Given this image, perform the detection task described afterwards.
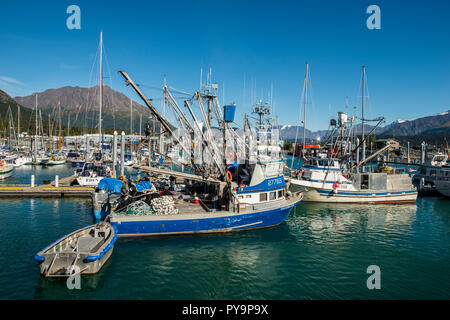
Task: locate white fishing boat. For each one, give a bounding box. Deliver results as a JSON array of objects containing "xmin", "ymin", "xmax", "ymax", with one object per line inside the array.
[
  {"xmin": 434, "ymin": 167, "xmax": 450, "ymax": 198},
  {"xmin": 288, "ymin": 66, "xmax": 417, "ymax": 204},
  {"xmin": 412, "ymin": 153, "xmax": 448, "ymax": 194},
  {"xmin": 34, "ymin": 222, "xmax": 117, "ymax": 277},
  {"xmin": 289, "ymin": 157, "xmax": 417, "ymax": 203}
]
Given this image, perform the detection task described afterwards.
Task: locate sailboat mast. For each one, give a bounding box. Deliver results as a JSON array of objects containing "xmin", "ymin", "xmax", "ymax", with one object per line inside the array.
[
  {"xmin": 68, "ymin": 114, "xmax": 70, "ymax": 137},
  {"xmin": 361, "ymin": 65, "xmax": 366, "ymax": 164},
  {"xmin": 48, "ymin": 114, "xmax": 51, "ymax": 152},
  {"xmin": 302, "ymin": 62, "xmax": 309, "ymax": 155},
  {"xmin": 17, "ymin": 105, "xmax": 20, "ymax": 147},
  {"xmin": 35, "ymin": 95, "xmax": 38, "ymax": 137},
  {"xmin": 160, "ymin": 75, "xmax": 166, "ymax": 154},
  {"xmin": 130, "ymin": 98, "xmax": 133, "ymax": 135},
  {"xmin": 34, "ymin": 94, "xmax": 38, "ymax": 159},
  {"xmin": 99, "ymin": 30, "xmax": 103, "ymax": 141},
  {"xmin": 58, "ymin": 101, "xmax": 62, "ymax": 151}
]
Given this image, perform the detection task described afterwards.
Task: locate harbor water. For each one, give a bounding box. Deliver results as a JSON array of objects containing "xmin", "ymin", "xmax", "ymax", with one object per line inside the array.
[{"xmin": 0, "ymin": 164, "xmax": 449, "ymax": 299}]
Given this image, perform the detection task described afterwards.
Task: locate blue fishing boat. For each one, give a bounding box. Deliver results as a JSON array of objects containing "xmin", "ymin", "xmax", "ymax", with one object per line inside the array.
[
  {"xmin": 95, "ymin": 164, "xmax": 303, "ymax": 236},
  {"xmin": 91, "ymin": 72, "xmax": 304, "ymax": 236}
]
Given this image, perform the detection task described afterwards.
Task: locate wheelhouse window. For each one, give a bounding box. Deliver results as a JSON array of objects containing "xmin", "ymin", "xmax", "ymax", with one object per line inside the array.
[
  {"xmin": 278, "ymin": 190, "xmax": 283, "ymax": 198},
  {"xmin": 260, "ymin": 193, "xmax": 267, "ymax": 202},
  {"xmin": 269, "ymin": 191, "xmax": 276, "ymax": 200}
]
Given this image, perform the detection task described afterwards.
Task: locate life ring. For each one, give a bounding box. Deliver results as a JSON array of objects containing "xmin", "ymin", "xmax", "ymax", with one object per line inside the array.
[{"xmin": 226, "ymin": 170, "xmax": 232, "ymax": 182}]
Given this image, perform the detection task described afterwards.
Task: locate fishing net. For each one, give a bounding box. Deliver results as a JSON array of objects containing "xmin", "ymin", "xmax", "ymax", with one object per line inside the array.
[
  {"xmin": 113, "ymin": 195, "xmax": 178, "ymax": 216},
  {"xmin": 150, "ymin": 196, "xmax": 178, "ymax": 215}
]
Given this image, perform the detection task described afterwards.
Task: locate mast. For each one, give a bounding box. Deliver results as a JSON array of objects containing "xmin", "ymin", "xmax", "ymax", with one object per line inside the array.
[
  {"xmin": 361, "ymin": 65, "xmax": 366, "ymax": 164},
  {"xmin": 139, "ymin": 113, "xmax": 142, "ymax": 138},
  {"xmin": 302, "ymin": 62, "xmax": 309, "ymax": 156},
  {"xmin": 130, "ymin": 98, "xmax": 133, "ymax": 135},
  {"xmin": 34, "ymin": 94, "xmax": 38, "ymax": 160},
  {"xmin": 160, "ymin": 75, "xmax": 166, "ymax": 154},
  {"xmin": 99, "ymin": 30, "xmax": 103, "ymax": 142},
  {"xmin": 58, "ymin": 101, "xmax": 62, "ymax": 151},
  {"xmin": 17, "ymin": 105, "xmax": 20, "ymax": 147},
  {"xmin": 48, "ymin": 114, "xmax": 51, "ymax": 153},
  {"xmin": 130, "ymin": 98, "xmax": 133, "ymax": 154},
  {"xmin": 68, "ymin": 113, "xmax": 70, "ymax": 137}
]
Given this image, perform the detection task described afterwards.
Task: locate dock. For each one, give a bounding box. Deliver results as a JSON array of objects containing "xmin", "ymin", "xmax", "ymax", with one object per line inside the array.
[{"xmin": 0, "ymin": 175, "xmax": 93, "ymax": 198}]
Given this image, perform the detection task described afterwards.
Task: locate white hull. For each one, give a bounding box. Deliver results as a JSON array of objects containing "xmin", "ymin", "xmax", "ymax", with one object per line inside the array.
[
  {"xmin": 47, "ymin": 159, "xmax": 66, "ymax": 165},
  {"xmin": 290, "ymin": 179, "xmax": 417, "ymax": 204},
  {"xmin": 0, "ymin": 166, "xmax": 14, "ymax": 179},
  {"xmin": 14, "ymin": 157, "xmax": 33, "ymax": 167},
  {"xmin": 124, "ymin": 161, "xmax": 136, "ymax": 167},
  {"xmin": 77, "ymin": 176, "xmax": 105, "ymax": 187}
]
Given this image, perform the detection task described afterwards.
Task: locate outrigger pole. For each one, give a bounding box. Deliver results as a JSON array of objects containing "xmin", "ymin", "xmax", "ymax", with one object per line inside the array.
[{"xmin": 118, "ymin": 71, "xmax": 203, "ymax": 175}]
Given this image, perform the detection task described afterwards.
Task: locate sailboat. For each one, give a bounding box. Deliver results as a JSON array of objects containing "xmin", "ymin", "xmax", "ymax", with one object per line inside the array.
[
  {"xmin": 75, "ymin": 31, "xmax": 112, "ymax": 187},
  {"xmin": 47, "ymin": 102, "xmax": 67, "ymax": 165},
  {"xmin": 32, "ymin": 94, "xmax": 49, "ymax": 165}
]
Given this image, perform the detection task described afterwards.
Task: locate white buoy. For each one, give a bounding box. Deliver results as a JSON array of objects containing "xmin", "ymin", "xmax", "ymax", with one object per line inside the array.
[
  {"xmin": 113, "ymin": 131, "xmax": 118, "ymax": 178},
  {"xmin": 31, "ymin": 175, "xmax": 35, "ymax": 187},
  {"xmin": 55, "ymin": 175, "xmax": 59, "ymax": 188},
  {"xmin": 120, "ymin": 131, "xmax": 125, "ymax": 178}
]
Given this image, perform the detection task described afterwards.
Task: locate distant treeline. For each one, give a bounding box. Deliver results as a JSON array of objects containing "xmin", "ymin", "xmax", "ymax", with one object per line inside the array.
[
  {"xmin": 0, "ymin": 117, "xmax": 139, "ymax": 137},
  {"xmin": 283, "ymin": 134, "xmax": 449, "ymax": 149}
]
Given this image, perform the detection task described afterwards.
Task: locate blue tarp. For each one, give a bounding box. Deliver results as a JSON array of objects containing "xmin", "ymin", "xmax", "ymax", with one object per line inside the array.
[
  {"xmin": 98, "ymin": 178, "xmax": 123, "ymax": 194},
  {"xmin": 227, "ymin": 162, "xmax": 237, "ymax": 173},
  {"xmin": 135, "ymin": 181, "xmax": 153, "ymax": 192}
]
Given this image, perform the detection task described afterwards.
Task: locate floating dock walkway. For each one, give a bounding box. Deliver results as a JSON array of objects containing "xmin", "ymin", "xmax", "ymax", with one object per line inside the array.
[{"xmin": 0, "ymin": 175, "xmax": 93, "ymax": 198}]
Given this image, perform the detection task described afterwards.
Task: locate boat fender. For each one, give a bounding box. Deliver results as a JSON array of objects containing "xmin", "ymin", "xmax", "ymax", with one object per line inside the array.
[
  {"xmin": 34, "ymin": 254, "xmax": 45, "ymax": 263},
  {"xmin": 226, "ymin": 170, "xmax": 232, "ymax": 182}
]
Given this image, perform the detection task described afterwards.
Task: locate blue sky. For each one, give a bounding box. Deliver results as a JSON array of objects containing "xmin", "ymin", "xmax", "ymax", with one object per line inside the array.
[{"xmin": 0, "ymin": 0, "xmax": 449, "ymax": 130}]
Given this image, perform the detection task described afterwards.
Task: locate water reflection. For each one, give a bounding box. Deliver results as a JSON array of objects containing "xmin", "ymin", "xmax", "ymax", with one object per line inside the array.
[{"xmin": 289, "ymin": 202, "xmax": 417, "ymax": 241}]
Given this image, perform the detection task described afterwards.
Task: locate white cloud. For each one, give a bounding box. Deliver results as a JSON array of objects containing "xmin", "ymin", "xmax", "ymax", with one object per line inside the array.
[
  {"xmin": 0, "ymin": 75, "xmax": 26, "ymax": 96},
  {"xmin": 0, "ymin": 75, "xmax": 23, "ymax": 85},
  {"xmin": 59, "ymin": 63, "xmax": 77, "ymax": 70}
]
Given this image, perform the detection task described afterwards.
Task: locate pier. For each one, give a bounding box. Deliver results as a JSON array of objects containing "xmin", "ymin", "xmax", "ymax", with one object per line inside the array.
[{"xmin": 0, "ymin": 175, "xmax": 93, "ymax": 197}]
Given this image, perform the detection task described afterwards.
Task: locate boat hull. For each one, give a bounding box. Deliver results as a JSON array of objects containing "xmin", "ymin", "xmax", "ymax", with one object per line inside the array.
[
  {"xmin": 71, "ymin": 161, "xmax": 85, "ymax": 167},
  {"xmin": 293, "ymin": 186, "xmax": 417, "ymax": 203},
  {"xmin": 111, "ymin": 197, "xmax": 302, "ymax": 237},
  {"xmin": 46, "ymin": 159, "xmax": 67, "ymax": 165},
  {"xmin": 0, "ymin": 166, "xmax": 14, "ymax": 179},
  {"xmin": 37, "ymin": 247, "xmax": 114, "ymax": 276},
  {"xmin": 34, "ymin": 223, "xmax": 117, "ymax": 277},
  {"xmin": 435, "ymin": 180, "xmax": 450, "ymax": 198},
  {"xmin": 77, "ymin": 176, "xmax": 105, "ymax": 187}
]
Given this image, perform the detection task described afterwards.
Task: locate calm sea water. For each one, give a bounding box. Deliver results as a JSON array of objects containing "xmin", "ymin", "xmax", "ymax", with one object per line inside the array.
[{"xmin": 0, "ymin": 163, "xmax": 448, "ymax": 299}]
